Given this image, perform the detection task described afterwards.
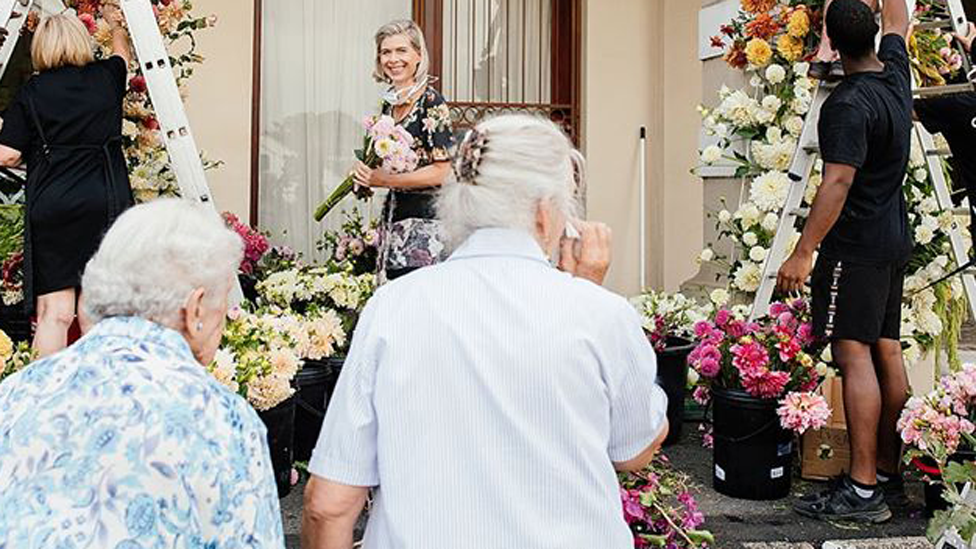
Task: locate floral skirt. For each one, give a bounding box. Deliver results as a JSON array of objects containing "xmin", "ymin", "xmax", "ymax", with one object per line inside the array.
[{"xmin": 379, "ymin": 217, "xmax": 446, "ymax": 282}]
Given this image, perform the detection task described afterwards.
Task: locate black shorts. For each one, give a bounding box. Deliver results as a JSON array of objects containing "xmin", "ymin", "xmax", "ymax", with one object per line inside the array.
[{"xmin": 811, "ymin": 256, "xmax": 905, "ymax": 344}]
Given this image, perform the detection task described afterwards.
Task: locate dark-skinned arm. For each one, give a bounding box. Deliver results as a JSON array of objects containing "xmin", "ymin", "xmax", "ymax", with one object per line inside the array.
[
  {"xmin": 881, "ymin": 0, "xmax": 910, "ymax": 40},
  {"xmin": 776, "ymin": 163, "xmax": 856, "ymax": 293}
]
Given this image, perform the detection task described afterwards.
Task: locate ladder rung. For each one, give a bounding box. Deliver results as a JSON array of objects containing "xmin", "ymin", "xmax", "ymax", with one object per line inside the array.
[
  {"xmin": 915, "ymin": 83, "xmax": 976, "ymax": 98},
  {"xmin": 789, "ymin": 207, "xmax": 810, "ymax": 218},
  {"xmin": 915, "ymin": 19, "xmax": 954, "ymax": 31},
  {"xmin": 802, "ymin": 143, "xmax": 819, "ymax": 153},
  {"xmin": 953, "ymin": 207, "xmax": 973, "ymax": 216},
  {"xmin": 927, "ymin": 148, "xmax": 952, "ymax": 157}
]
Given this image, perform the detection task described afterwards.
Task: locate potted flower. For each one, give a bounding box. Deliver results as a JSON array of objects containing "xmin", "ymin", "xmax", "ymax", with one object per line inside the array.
[
  {"xmin": 632, "ymin": 290, "xmax": 713, "ymax": 444},
  {"xmin": 318, "ymin": 208, "xmax": 382, "ymax": 277},
  {"xmin": 689, "ymin": 298, "xmax": 831, "ymax": 500},
  {"xmin": 898, "ymin": 364, "xmax": 976, "ymax": 530},
  {"xmin": 619, "ymin": 455, "xmax": 714, "ymax": 548},
  {"xmin": 208, "ymin": 310, "xmax": 304, "ymax": 497},
  {"xmin": 255, "ymin": 264, "xmax": 376, "ymax": 461}
]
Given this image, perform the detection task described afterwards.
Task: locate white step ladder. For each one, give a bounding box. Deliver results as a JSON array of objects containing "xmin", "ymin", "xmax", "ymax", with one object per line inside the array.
[{"xmin": 751, "ymin": 2, "xmax": 976, "ymax": 321}]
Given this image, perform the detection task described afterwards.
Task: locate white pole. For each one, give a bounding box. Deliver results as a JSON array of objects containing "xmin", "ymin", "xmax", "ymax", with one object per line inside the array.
[{"xmin": 639, "ymin": 126, "xmax": 647, "ymax": 290}]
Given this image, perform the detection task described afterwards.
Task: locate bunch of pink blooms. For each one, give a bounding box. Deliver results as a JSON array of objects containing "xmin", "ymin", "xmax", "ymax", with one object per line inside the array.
[
  {"xmin": 689, "ymin": 298, "xmax": 830, "ymax": 435},
  {"xmin": 222, "ymin": 212, "xmax": 269, "ymax": 275},
  {"xmin": 898, "ymin": 365, "xmax": 976, "ymax": 462},
  {"xmin": 619, "ymin": 456, "xmax": 712, "ymax": 548},
  {"xmin": 362, "ymin": 115, "xmax": 420, "ymax": 174},
  {"xmin": 777, "ymin": 391, "xmax": 831, "ymax": 435}
]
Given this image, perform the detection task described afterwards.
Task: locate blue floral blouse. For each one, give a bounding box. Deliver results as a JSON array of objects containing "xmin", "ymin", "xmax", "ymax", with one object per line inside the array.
[{"xmin": 0, "ymin": 316, "xmax": 284, "ymax": 549}]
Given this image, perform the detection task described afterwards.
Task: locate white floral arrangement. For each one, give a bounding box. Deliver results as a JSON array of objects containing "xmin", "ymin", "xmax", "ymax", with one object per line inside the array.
[
  {"xmin": 698, "ymin": 6, "xmax": 969, "ymax": 366},
  {"xmin": 257, "ymin": 267, "xmax": 375, "ymax": 313},
  {"xmin": 631, "ymin": 290, "xmax": 715, "ymax": 352}
]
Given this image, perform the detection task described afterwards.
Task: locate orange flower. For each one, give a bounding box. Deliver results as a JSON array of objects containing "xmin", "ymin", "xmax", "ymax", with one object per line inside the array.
[
  {"xmin": 741, "ymin": 0, "xmax": 777, "ymax": 14},
  {"xmin": 745, "ymin": 13, "xmax": 781, "ymax": 40},
  {"xmin": 724, "ymin": 44, "xmax": 748, "ymax": 69}
]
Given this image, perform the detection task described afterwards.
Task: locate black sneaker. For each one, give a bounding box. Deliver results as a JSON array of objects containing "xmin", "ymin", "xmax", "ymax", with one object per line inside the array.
[
  {"xmin": 879, "ymin": 475, "xmax": 908, "ymax": 508},
  {"xmin": 794, "ymin": 476, "xmax": 892, "ymax": 523}
]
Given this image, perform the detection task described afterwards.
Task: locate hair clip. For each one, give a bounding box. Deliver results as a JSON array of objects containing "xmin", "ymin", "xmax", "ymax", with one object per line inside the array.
[{"xmin": 453, "ymin": 128, "xmax": 488, "ymax": 185}]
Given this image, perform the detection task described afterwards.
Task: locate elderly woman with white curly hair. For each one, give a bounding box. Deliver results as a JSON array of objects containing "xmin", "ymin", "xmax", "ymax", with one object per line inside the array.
[
  {"xmin": 303, "ymin": 114, "xmax": 669, "ymax": 549},
  {"xmin": 0, "ymin": 199, "xmax": 285, "ymax": 548}
]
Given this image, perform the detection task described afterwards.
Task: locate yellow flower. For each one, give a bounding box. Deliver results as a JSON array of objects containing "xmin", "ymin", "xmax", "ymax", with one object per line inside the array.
[
  {"xmin": 777, "ymin": 34, "xmax": 805, "ymax": 62},
  {"xmin": 787, "ymin": 9, "xmax": 810, "ymax": 38},
  {"xmin": 0, "ymin": 330, "xmax": 12, "ymax": 363},
  {"xmin": 745, "ymin": 38, "xmax": 773, "ymax": 67}
]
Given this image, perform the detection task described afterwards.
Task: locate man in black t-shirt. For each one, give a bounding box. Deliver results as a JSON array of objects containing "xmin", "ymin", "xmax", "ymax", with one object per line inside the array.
[
  {"xmin": 914, "ymin": 23, "xmax": 976, "ymax": 244},
  {"xmin": 777, "ymin": 0, "xmax": 913, "ymax": 523}
]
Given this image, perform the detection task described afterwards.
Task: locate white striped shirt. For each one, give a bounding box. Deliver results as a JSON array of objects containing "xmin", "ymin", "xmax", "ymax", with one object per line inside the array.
[{"xmin": 309, "ymin": 227, "xmax": 668, "ymax": 549}]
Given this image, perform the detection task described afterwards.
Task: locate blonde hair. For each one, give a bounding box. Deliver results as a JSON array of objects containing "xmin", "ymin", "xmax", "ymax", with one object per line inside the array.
[
  {"xmin": 373, "ymin": 19, "xmax": 430, "ymax": 86},
  {"xmin": 32, "ymin": 14, "xmax": 95, "ymax": 72},
  {"xmin": 437, "ymin": 115, "xmax": 583, "ymax": 249}
]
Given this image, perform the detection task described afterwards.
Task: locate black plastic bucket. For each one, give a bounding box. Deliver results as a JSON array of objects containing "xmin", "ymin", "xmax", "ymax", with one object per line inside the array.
[
  {"xmin": 293, "ymin": 357, "xmax": 344, "ymax": 462},
  {"xmin": 712, "ymin": 387, "xmax": 794, "ymax": 500},
  {"xmin": 258, "ymin": 396, "xmax": 296, "ymax": 498},
  {"xmin": 916, "ymin": 451, "xmax": 976, "ymax": 517},
  {"xmin": 657, "ymin": 336, "xmax": 695, "ymax": 446}
]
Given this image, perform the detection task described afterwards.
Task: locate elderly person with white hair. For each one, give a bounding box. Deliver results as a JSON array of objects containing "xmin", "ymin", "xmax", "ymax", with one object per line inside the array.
[
  {"xmin": 302, "ymin": 114, "xmax": 669, "ymax": 549},
  {"xmin": 0, "ymin": 200, "xmax": 285, "ymax": 548}
]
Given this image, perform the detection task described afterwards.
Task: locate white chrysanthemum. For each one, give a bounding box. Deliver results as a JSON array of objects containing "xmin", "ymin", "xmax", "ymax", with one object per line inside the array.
[
  {"xmin": 784, "ymin": 115, "xmax": 804, "ymax": 137},
  {"xmin": 765, "ymin": 126, "xmax": 783, "ymax": 143},
  {"xmin": 765, "ymin": 64, "xmax": 786, "ymax": 84},
  {"xmin": 719, "ymin": 84, "xmax": 732, "ymax": 98},
  {"xmin": 701, "ymin": 145, "xmax": 723, "ymax": 164},
  {"xmin": 762, "ymin": 95, "xmax": 783, "ymax": 112},
  {"xmin": 752, "ymin": 139, "xmax": 795, "ymax": 171},
  {"xmin": 749, "ymin": 171, "xmax": 791, "ymax": 211},
  {"xmin": 733, "ymin": 262, "xmax": 762, "ymax": 293},
  {"xmin": 919, "ymin": 196, "xmax": 939, "ymax": 215},
  {"xmin": 794, "ymin": 62, "xmax": 810, "ymax": 77},
  {"xmin": 750, "ymin": 75, "xmax": 763, "ymax": 88},
  {"xmin": 913, "ymin": 168, "xmax": 928, "ymax": 182},
  {"xmin": 714, "ymin": 122, "xmax": 729, "ymax": 138},
  {"xmin": 915, "ymin": 224, "xmax": 936, "ymax": 245},
  {"xmin": 718, "ymin": 209, "xmax": 732, "ymax": 223},
  {"xmin": 699, "ymin": 248, "xmax": 715, "ymax": 263},
  {"xmin": 938, "ymin": 211, "xmax": 955, "ymax": 232},
  {"xmin": 716, "ymin": 90, "xmax": 761, "ymax": 127},
  {"xmin": 749, "ymin": 246, "xmax": 768, "ymax": 262},
  {"xmin": 247, "ymin": 374, "xmax": 296, "ymax": 412},
  {"xmin": 762, "ymin": 212, "xmax": 779, "ymax": 231},
  {"xmin": 794, "ymin": 76, "xmax": 814, "ymax": 93},
  {"xmin": 742, "ymin": 231, "xmax": 759, "ymax": 247},
  {"xmin": 791, "ymin": 96, "xmax": 811, "ymax": 115},
  {"xmin": 804, "ymin": 176, "xmax": 820, "ymax": 205},
  {"xmin": 710, "ymin": 288, "xmax": 730, "ymax": 306},
  {"xmin": 735, "ymin": 203, "xmax": 763, "ymax": 228}
]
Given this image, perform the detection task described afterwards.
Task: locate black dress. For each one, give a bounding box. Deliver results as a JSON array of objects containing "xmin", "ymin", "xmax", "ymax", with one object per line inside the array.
[
  {"xmin": 0, "ymin": 56, "xmax": 133, "ymax": 311},
  {"xmin": 379, "ymin": 87, "xmax": 454, "ymax": 281}
]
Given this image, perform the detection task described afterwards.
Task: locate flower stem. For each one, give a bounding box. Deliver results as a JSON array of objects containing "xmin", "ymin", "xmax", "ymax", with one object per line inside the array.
[{"xmin": 314, "ymin": 176, "xmax": 356, "ymax": 222}]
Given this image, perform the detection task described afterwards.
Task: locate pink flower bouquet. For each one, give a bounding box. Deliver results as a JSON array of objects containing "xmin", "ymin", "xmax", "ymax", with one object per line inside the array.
[
  {"xmin": 689, "ymin": 298, "xmax": 831, "ymax": 435},
  {"xmin": 314, "ymin": 115, "xmax": 419, "ymax": 221}
]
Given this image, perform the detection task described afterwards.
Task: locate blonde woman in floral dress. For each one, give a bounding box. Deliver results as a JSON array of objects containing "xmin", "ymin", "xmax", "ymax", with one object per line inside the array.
[{"xmin": 352, "ymin": 20, "xmax": 455, "ymax": 282}]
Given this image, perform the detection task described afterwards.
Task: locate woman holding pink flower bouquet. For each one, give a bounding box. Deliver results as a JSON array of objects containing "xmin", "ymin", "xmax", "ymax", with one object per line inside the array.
[{"xmin": 351, "ymin": 20, "xmax": 455, "ymax": 281}]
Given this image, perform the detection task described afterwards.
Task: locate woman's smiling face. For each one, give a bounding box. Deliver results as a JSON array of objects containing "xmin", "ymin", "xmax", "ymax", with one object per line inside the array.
[{"xmin": 379, "ymin": 34, "xmax": 421, "ymax": 87}]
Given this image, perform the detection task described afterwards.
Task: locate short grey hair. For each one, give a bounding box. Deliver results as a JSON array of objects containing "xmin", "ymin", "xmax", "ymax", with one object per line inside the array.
[
  {"xmin": 373, "ymin": 19, "xmax": 431, "ymax": 86},
  {"xmin": 82, "ymin": 199, "xmax": 244, "ymax": 326},
  {"xmin": 437, "ymin": 114, "xmax": 583, "ymax": 248}
]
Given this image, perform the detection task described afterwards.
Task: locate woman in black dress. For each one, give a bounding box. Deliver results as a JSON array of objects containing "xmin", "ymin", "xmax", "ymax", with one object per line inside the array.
[
  {"xmin": 0, "ymin": 8, "xmax": 133, "ymax": 357},
  {"xmin": 353, "ymin": 20, "xmax": 454, "ymax": 282}
]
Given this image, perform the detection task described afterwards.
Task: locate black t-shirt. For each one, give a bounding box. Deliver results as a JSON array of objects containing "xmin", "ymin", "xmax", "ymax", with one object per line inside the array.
[
  {"xmin": 915, "ymin": 93, "xmax": 976, "ymax": 200},
  {"xmin": 818, "ymin": 34, "xmax": 914, "ymax": 264}
]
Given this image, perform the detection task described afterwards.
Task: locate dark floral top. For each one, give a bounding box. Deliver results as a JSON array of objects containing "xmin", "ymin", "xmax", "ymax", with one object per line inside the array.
[{"xmin": 379, "ymin": 87, "xmax": 455, "ymax": 279}]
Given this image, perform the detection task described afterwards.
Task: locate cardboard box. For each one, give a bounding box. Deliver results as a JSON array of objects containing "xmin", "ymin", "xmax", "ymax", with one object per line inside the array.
[{"xmin": 800, "ymin": 377, "xmax": 852, "ymax": 481}]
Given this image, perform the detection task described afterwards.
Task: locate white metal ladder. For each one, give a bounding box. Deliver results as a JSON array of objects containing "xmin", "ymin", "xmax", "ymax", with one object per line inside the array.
[{"xmin": 751, "ymin": 1, "xmax": 976, "ymax": 321}]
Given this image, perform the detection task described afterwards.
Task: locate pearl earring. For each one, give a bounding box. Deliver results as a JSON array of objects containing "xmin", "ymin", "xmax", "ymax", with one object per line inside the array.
[{"xmin": 196, "ymin": 322, "xmax": 203, "ymax": 332}]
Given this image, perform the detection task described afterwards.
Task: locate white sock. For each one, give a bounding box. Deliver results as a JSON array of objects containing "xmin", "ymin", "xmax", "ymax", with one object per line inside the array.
[
  {"xmin": 852, "ymin": 484, "xmax": 875, "ymax": 499},
  {"xmin": 876, "ymin": 471, "xmax": 891, "ymax": 483}
]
